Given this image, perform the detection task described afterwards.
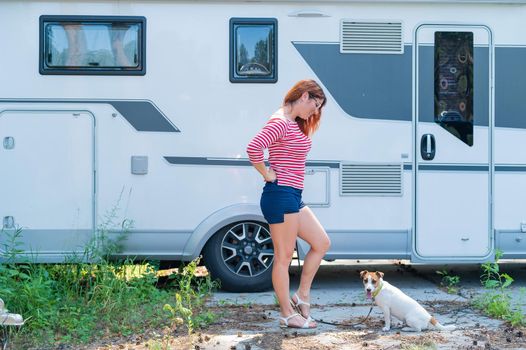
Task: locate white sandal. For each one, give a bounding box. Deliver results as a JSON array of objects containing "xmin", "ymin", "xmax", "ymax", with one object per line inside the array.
[
  {"xmin": 279, "ymin": 313, "xmax": 315, "ymax": 329},
  {"xmin": 291, "ymin": 293, "xmax": 314, "ymax": 323}
]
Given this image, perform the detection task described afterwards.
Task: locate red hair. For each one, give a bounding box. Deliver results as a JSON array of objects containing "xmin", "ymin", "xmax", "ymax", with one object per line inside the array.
[{"xmin": 283, "ymin": 79, "xmax": 326, "ymax": 136}]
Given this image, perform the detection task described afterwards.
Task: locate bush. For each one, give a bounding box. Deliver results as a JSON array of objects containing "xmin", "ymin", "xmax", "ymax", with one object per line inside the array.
[{"xmin": 0, "ymin": 203, "xmax": 219, "ymax": 347}]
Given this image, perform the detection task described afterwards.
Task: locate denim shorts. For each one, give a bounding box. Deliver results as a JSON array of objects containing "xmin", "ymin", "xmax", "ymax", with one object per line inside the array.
[{"xmin": 260, "ymin": 180, "xmax": 305, "ymax": 224}]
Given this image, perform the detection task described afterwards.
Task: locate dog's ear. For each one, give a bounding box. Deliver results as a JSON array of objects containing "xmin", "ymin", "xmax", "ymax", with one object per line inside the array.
[
  {"xmin": 375, "ymin": 271, "xmax": 384, "ymax": 279},
  {"xmin": 360, "ymin": 270, "xmax": 368, "ymax": 279}
]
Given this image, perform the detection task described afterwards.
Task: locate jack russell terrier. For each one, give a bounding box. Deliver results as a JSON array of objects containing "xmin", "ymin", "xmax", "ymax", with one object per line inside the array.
[{"xmin": 360, "ymin": 270, "xmax": 456, "ymax": 332}]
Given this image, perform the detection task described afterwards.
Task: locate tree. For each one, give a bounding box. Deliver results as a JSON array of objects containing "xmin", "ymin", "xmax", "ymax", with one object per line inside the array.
[
  {"xmin": 238, "ymin": 43, "xmax": 249, "ymax": 68},
  {"xmin": 253, "ymin": 39, "xmax": 268, "ymax": 66}
]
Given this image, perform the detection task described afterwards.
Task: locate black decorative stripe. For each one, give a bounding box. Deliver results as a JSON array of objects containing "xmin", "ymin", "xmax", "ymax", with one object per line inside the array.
[
  {"xmin": 164, "ymin": 156, "xmax": 340, "ymax": 168},
  {"xmin": 165, "ymin": 157, "xmax": 253, "ymax": 166},
  {"xmin": 164, "ymin": 158, "xmax": 526, "ymax": 173},
  {"xmin": 495, "ymin": 166, "xmax": 526, "ymax": 172},
  {"xmin": 164, "ymin": 157, "xmax": 419, "ymax": 170},
  {"xmin": 164, "ymin": 156, "xmax": 526, "ymax": 172},
  {"xmin": 305, "ymin": 161, "xmax": 340, "ymax": 168},
  {"xmin": 108, "ymin": 101, "xmax": 178, "ymax": 132},
  {"xmin": 0, "ymin": 99, "xmax": 178, "ymax": 132},
  {"xmin": 418, "ymin": 164, "xmax": 489, "ymax": 171},
  {"xmin": 419, "ymin": 164, "xmax": 526, "ymax": 172}
]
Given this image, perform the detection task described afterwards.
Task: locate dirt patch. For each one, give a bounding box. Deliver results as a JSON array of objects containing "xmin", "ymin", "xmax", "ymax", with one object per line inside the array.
[
  {"xmin": 482, "ymin": 326, "xmax": 526, "ymax": 349},
  {"xmin": 54, "ymin": 300, "xmax": 526, "ymax": 350}
]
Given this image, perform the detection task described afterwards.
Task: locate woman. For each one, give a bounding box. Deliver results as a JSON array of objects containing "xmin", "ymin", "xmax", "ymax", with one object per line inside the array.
[{"xmin": 246, "ymin": 79, "xmax": 331, "ymax": 329}]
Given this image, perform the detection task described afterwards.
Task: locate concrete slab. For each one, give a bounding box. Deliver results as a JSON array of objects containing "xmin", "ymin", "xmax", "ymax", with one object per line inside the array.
[{"xmin": 200, "ymin": 260, "xmax": 526, "ymax": 349}]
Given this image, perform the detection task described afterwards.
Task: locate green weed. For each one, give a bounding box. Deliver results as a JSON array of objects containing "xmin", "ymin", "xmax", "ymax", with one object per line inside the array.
[
  {"xmin": 163, "ymin": 258, "xmax": 220, "ymax": 334},
  {"xmin": 472, "ymin": 250, "xmax": 525, "ymax": 327},
  {"xmin": 480, "ymin": 250, "xmax": 513, "ymax": 290},
  {"xmin": 436, "ymin": 269, "xmax": 460, "ymax": 294}
]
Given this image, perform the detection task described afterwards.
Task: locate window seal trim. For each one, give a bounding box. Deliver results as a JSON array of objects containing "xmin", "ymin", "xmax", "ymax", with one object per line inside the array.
[{"xmin": 39, "ymin": 15, "xmax": 146, "ymax": 76}]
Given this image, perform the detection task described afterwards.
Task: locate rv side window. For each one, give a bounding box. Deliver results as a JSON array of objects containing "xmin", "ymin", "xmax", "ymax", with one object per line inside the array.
[
  {"xmin": 40, "ymin": 15, "xmax": 146, "ymax": 75},
  {"xmin": 434, "ymin": 31, "xmax": 473, "ymax": 146},
  {"xmin": 230, "ymin": 18, "xmax": 277, "ymax": 83}
]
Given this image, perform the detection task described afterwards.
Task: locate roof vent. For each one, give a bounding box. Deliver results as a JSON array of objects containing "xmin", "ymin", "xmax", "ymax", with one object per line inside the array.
[
  {"xmin": 340, "ymin": 20, "xmax": 403, "ymax": 54},
  {"xmin": 340, "ymin": 163, "xmax": 402, "ymax": 196}
]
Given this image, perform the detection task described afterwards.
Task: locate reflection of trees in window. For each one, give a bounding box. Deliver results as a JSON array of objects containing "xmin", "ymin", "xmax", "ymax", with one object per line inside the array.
[
  {"xmin": 236, "ymin": 35, "xmax": 270, "ymax": 73},
  {"xmin": 237, "ymin": 28, "xmax": 271, "ymax": 76},
  {"xmin": 46, "ymin": 27, "xmax": 59, "ymax": 66},
  {"xmin": 254, "ymin": 39, "xmax": 268, "ymax": 66},
  {"xmin": 238, "ymin": 43, "xmax": 249, "ymax": 68},
  {"xmin": 236, "ymin": 34, "xmax": 271, "ymax": 75}
]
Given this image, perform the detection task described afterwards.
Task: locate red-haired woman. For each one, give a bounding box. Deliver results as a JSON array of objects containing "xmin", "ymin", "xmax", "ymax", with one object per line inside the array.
[{"xmin": 247, "ymin": 79, "xmax": 331, "ymax": 329}]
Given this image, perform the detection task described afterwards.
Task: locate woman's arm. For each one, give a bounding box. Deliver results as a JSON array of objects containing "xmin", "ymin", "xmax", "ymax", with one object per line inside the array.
[
  {"xmin": 252, "ymin": 162, "xmax": 276, "ymax": 182},
  {"xmin": 246, "ymin": 118, "xmax": 287, "ymax": 182}
]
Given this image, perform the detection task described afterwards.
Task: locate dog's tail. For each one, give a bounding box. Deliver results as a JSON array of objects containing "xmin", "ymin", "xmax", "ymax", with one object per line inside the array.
[{"xmin": 429, "ymin": 317, "xmax": 456, "ymax": 331}]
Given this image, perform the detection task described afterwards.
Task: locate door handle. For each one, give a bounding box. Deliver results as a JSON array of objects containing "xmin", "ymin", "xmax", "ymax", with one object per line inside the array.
[{"xmin": 420, "ymin": 134, "xmax": 436, "ymax": 160}]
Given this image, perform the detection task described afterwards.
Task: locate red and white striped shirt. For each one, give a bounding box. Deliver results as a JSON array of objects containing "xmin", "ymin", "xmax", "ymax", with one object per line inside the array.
[{"xmin": 247, "ymin": 109, "xmax": 312, "ymax": 189}]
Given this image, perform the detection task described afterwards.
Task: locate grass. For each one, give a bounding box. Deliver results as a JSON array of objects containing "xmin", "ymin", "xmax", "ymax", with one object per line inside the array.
[
  {"xmin": 472, "ymin": 250, "xmax": 526, "ymax": 327},
  {"xmin": 0, "ymin": 203, "xmax": 219, "ymax": 348}
]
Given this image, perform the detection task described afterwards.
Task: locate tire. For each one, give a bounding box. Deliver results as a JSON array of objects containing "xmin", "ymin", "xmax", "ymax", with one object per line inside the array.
[{"xmin": 203, "ymin": 221, "xmax": 274, "ymax": 292}]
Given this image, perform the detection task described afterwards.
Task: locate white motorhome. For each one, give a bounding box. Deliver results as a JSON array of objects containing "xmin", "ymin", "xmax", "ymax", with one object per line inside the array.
[{"xmin": 1, "ymin": 0, "xmax": 525, "ymax": 291}]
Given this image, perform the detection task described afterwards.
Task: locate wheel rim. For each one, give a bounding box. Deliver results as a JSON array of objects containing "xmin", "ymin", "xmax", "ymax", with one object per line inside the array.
[{"xmin": 220, "ymin": 222, "xmax": 274, "ymax": 278}]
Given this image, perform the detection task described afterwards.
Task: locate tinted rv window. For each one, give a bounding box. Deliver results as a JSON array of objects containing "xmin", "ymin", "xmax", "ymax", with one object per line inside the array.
[
  {"xmin": 40, "ymin": 16, "xmax": 146, "ymax": 75},
  {"xmin": 230, "ymin": 18, "xmax": 277, "ymax": 83},
  {"xmin": 434, "ymin": 32, "xmax": 473, "ymax": 146}
]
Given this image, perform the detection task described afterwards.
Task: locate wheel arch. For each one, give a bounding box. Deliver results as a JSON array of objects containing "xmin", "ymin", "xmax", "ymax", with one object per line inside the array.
[{"xmin": 181, "ymin": 203, "xmax": 266, "ymax": 260}]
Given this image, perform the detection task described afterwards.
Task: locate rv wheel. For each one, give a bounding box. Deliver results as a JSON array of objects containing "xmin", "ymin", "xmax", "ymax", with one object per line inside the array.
[{"xmin": 203, "ymin": 221, "xmax": 274, "ymax": 292}]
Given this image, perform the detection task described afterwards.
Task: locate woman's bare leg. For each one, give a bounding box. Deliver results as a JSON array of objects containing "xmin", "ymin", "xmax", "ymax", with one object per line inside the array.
[
  {"xmin": 270, "ymin": 213, "xmax": 314, "ymax": 327},
  {"xmin": 293, "ymin": 206, "xmax": 331, "ymax": 317}
]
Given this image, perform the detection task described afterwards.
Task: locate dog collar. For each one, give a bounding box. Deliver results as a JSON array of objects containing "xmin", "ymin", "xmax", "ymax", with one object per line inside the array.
[{"xmin": 372, "ymin": 281, "xmax": 383, "ymax": 299}]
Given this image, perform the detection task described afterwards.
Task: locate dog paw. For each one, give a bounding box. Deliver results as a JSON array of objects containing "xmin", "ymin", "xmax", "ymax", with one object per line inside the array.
[{"xmin": 382, "ymin": 327, "xmax": 390, "ymax": 332}]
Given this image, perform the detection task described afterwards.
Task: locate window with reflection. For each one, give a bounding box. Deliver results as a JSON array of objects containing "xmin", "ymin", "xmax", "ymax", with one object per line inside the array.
[
  {"xmin": 40, "ymin": 16, "xmax": 146, "ymax": 75},
  {"xmin": 434, "ymin": 31, "xmax": 473, "ymax": 146},
  {"xmin": 230, "ymin": 18, "xmax": 277, "ymax": 83}
]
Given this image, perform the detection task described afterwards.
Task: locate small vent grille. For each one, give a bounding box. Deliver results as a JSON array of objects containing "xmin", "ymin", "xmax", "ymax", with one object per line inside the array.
[
  {"xmin": 340, "ymin": 163, "xmax": 402, "ymax": 196},
  {"xmin": 340, "ymin": 20, "xmax": 403, "ymax": 54}
]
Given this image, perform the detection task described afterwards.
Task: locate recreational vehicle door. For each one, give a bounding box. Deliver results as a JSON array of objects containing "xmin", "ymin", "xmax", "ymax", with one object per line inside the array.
[
  {"xmin": 0, "ymin": 110, "xmax": 95, "ymax": 262},
  {"xmin": 413, "ymin": 24, "xmax": 493, "ymax": 261}
]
